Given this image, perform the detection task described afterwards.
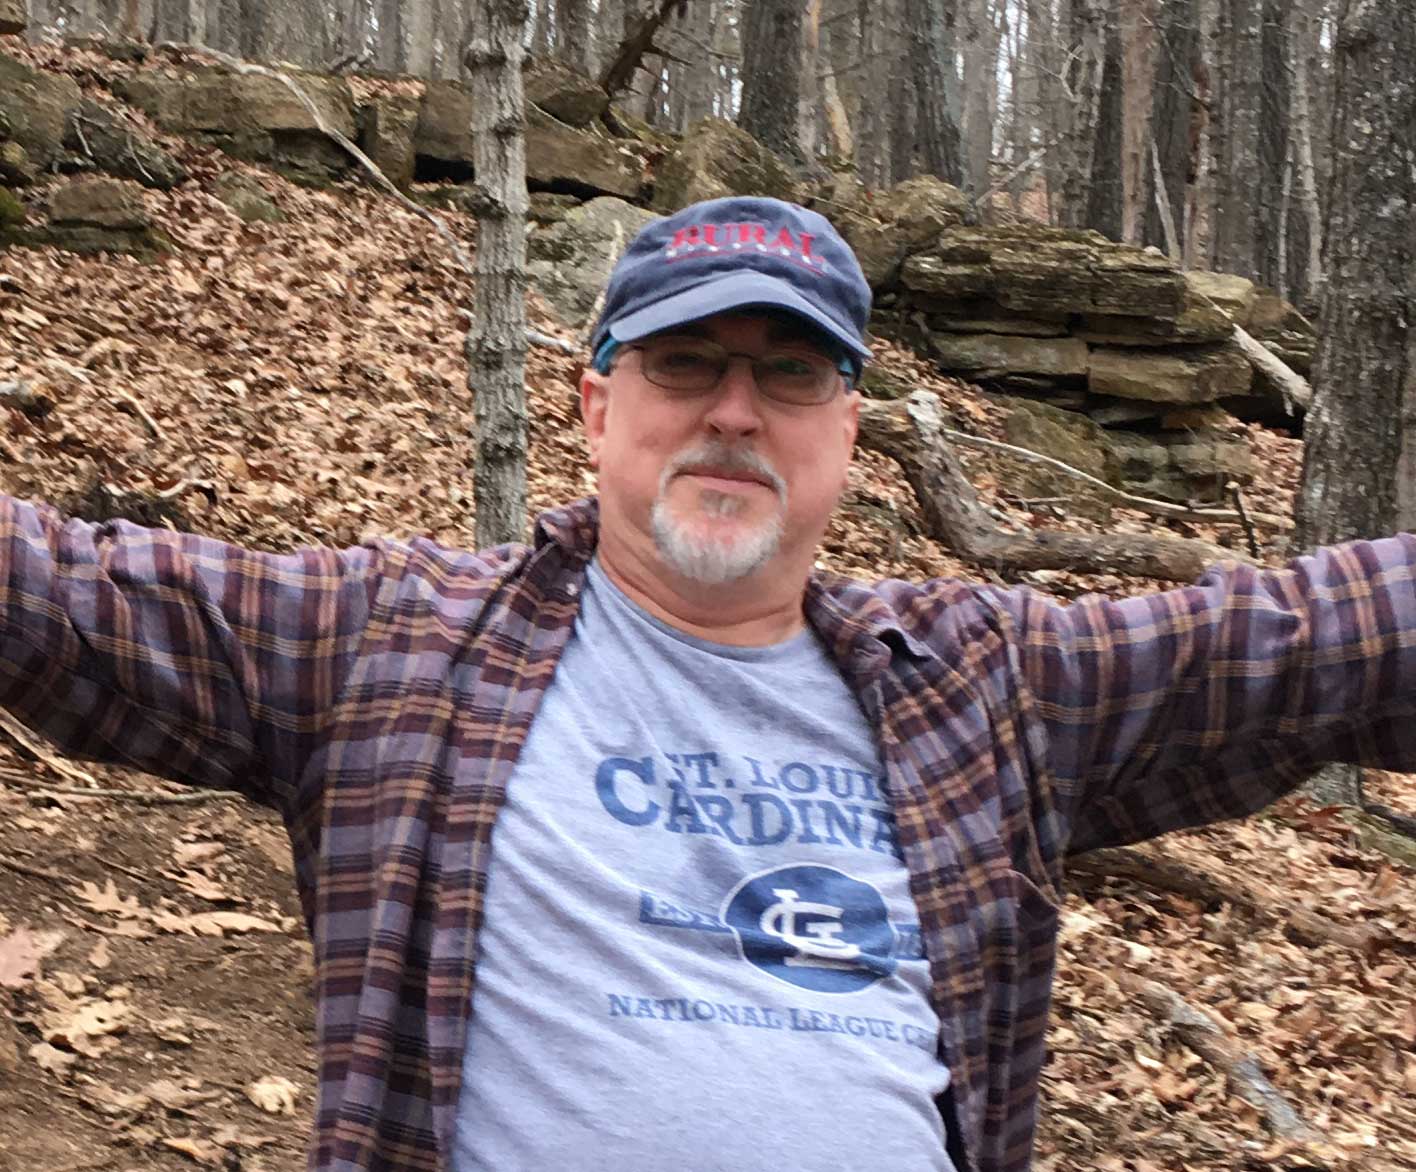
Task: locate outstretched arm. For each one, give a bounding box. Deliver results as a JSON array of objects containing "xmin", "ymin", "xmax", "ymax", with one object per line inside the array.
[
  {"xmin": 0, "ymin": 495, "xmax": 382, "ymax": 814},
  {"xmin": 983, "ymin": 535, "xmax": 1416, "ymax": 856}
]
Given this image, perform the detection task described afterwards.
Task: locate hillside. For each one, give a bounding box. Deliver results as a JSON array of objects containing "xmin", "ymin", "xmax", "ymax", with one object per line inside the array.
[{"xmin": 1, "ymin": 39, "xmax": 1415, "ymax": 1172}]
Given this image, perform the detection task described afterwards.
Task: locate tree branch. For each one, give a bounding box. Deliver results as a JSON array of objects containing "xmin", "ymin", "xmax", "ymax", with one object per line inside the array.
[
  {"xmin": 856, "ymin": 392, "xmax": 1248, "ymax": 580},
  {"xmin": 1120, "ymin": 973, "xmax": 1321, "ymax": 1143},
  {"xmin": 938, "ymin": 426, "xmax": 1292, "ymax": 531},
  {"xmin": 598, "ymin": 0, "xmax": 691, "ymax": 97}
]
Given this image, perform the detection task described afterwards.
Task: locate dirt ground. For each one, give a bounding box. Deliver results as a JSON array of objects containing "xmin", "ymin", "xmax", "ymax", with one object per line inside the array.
[{"xmin": 0, "ymin": 772, "xmax": 315, "ymax": 1171}]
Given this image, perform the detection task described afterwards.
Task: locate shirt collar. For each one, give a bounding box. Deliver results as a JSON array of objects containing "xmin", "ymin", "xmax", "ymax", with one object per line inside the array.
[{"xmin": 532, "ymin": 496, "xmax": 932, "ymax": 670}]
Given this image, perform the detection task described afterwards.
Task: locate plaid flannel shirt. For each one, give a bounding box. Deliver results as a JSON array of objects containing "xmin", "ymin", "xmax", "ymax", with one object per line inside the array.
[{"xmin": 4, "ymin": 492, "xmax": 1416, "ymax": 1172}]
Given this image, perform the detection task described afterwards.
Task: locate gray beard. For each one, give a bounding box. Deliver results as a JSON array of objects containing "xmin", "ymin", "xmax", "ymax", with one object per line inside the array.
[{"xmin": 649, "ymin": 442, "xmax": 787, "ymax": 585}]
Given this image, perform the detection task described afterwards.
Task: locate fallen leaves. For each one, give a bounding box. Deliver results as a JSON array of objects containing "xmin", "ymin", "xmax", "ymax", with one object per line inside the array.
[
  {"xmin": 246, "ymin": 1074, "xmax": 300, "ymax": 1115},
  {"xmin": 76, "ymin": 878, "xmax": 144, "ymax": 919},
  {"xmin": 0, "ymin": 925, "xmax": 65, "ymax": 989}
]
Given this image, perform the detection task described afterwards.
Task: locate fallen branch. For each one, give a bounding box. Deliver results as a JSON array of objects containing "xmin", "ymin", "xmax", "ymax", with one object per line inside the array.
[
  {"xmin": 1068, "ymin": 845, "xmax": 1384, "ymax": 954},
  {"xmin": 940, "ymin": 426, "xmax": 1293, "ymax": 531},
  {"xmin": 0, "ymin": 709, "xmax": 102, "ymax": 789},
  {"xmin": 1227, "ymin": 481, "xmax": 1261, "ymax": 559},
  {"xmin": 0, "ymin": 764, "xmax": 235, "ymax": 805},
  {"xmin": 856, "ymin": 392, "xmax": 1249, "ymax": 580},
  {"xmin": 110, "ymin": 387, "xmax": 163, "ymax": 441},
  {"xmin": 1120, "ymin": 973, "xmax": 1320, "ymax": 1142},
  {"xmin": 1232, "ymin": 325, "xmax": 1313, "ymax": 415}
]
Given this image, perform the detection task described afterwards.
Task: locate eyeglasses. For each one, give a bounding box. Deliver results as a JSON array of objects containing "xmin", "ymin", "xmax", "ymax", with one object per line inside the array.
[{"xmin": 625, "ymin": 336, "xmax": 848, "ymax": 406}]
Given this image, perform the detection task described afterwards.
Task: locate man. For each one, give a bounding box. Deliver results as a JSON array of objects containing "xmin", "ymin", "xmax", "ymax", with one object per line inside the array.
[{"xmin": 2, "ymin": 195, "xmax": 1415, "ymax": 1172}]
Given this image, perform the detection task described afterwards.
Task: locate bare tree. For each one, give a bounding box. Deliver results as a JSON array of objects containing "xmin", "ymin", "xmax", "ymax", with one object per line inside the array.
[
  {"xmin": 739, "ymin": 0, "xmax": 807, "ymax": 161},
  {"xmin": 906, "ymin": 0, "xmax": 964, "ymax": 186},
  {"xmin": 1142, "ymin": 0, "xmax": 1197, "ymax": 255},
  {"xmin": 1294, "ymin": 0, "xmax": 1416, "ymax": 807},
  {"xmin": 1054, "ymin": 0, "xmax": 1106, "ymax": 228},
  {"xmin": 466, "ymin": 0, "xmax": 533, "ymax": 547},
  {"xmin": 959, "ymin": 0, "xmax": 1000, "ymax": 195},
  {"xmin": 1086, "ymin": 0, "xmax": 1125, "ymax": 240}
]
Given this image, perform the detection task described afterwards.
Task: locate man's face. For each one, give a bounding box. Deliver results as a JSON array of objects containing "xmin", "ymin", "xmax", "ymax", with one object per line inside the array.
[{"xmin": 581, "ymin": 312, "xmax": 861, "ymax": 587}]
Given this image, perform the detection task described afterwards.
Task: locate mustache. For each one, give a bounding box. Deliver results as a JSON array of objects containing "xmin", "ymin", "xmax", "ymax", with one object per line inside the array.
[{"xmin": 660, "ymin": 442, "xmax": 788, "ymax": 502}]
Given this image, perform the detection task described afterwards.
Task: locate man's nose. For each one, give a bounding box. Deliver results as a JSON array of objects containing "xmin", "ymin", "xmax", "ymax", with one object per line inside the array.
[{"xmin": 702, "ymin": 356, "xmax": 765, "ymax": 436}]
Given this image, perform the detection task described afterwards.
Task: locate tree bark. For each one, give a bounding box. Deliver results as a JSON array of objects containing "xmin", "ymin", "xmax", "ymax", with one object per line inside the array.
[
  {"xmin": 856, "ymin": 392, "xmax": 1242, "ymax": 580},
  {"xmin": 466, "ymin": 0, "xmax": 532, "ymax": 548},
  {"xmin": 1054, "ymin": 0, "xmax": 1106, "ymax": 229},
  {"xmin": 1254, "ymin": 0, "xmax": 1290, "ymax": 292},
  {"xmin": 1141, "ymin": 0, "xmax": 1197, "ymax": 253},
  {"xmin": 1287, "ymin": 0, "xmax": 1324, "ymax": 307},
  {"xmin": 557, "ymin": 0, "xmax": 595, "ymax": 74},
  {"xmin": 1296, "ymin": 0, "xmax": 1416, "ymax": 548},
  {"xmin": 959, "ymin": 0, "xmax": 999, "ymax": 197},
  {"xmin": 1085, "ymin": 0, "xmax": 1125, "ymax": 240},
  {"xmin": 1119, "ymin": 0, "xmax": 1158, "ymax": 242},
  {"xmin": 1294, "ymin": 0, "xmax": 1416, "ymax": 807},
  {"xmin": 739, "ymin": 0, "xmax": 807, "ymax": 162},
  {"xmin": 905, "ymin": 0, "xmax": 964, "ymax": 186}
]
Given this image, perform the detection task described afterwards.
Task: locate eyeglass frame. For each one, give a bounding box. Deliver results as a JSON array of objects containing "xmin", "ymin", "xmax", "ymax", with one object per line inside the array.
[{"xmin": 606, "ymin": 335, "xmax": 857, "ymax": 407}]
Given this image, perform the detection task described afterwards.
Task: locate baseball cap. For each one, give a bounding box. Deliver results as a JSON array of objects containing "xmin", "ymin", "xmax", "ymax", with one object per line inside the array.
[{"xmin": 589, "ymin": 196, "xmax": 873, "ymax": 373}]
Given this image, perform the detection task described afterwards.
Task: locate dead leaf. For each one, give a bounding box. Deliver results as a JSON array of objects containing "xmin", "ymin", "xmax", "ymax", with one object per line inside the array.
[
  {"xmin": 41, "ymin": 997, "xmax": 129, "ymax": 1057},
  {"xmin": 28, "ymin": 1041, "xmax": 77, "ymax": 1077},
  {"xmin": 245, "ymin": 1074, "xmax": 299, "ymax": 1115},
  {"xmin": 167, "ymin": 868, "xmax": 241, "ymax": 905},
  {"xmin": 145, "ymin": 1077, "xmax": 220, "ymax": 1112},
  {"xmin": 88, "ymin": 937, "xmax": 111, "ymax": 969},
  {"xmin": 173, "ymin": 841, "xmax": 226, "ymax": 867},
  {"xmin": 75, "ymin": 879, "xmax": 145, "ymax": 919},
  {"xmin": 152, "ymin": 910, "xmax": 280, "ymax": 937},
  {"xmin": 211, "ymin": 1124, "xmax": 278, "ymax": 1150},
  {"xmin": 0, "ymin": 926, "xmax": 65, "ymax": 989},
  {"xmin": 161, "ymin": 1135, "xmax": 223, "ymax": 1165}
]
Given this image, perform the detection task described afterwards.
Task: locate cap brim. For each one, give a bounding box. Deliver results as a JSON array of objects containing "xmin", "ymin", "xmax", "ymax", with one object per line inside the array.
[{"xmin": 607, "ymin": 271, "xmax": 872, "ymax": 362}]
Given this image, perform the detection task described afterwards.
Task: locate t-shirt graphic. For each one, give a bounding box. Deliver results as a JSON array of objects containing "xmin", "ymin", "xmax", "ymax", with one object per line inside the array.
[{"xmin": 452, "ymin": 560, "xmax": 955, "ymax": 1172}]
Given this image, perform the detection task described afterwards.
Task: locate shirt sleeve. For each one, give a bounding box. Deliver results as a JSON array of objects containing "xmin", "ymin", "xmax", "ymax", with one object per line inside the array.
[
  {"xmin": 980, "ymin": 534, "xmax": 1416, "ymax": 855},
  {"xmin": 0, "ymin": 495, "xmax": 383, "ymax": 812}
]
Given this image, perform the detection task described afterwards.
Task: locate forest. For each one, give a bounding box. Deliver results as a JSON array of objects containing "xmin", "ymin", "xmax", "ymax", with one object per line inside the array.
[{"xmin": 0, "ymin": 1, "xmax": 1415, "ymax": 1170}]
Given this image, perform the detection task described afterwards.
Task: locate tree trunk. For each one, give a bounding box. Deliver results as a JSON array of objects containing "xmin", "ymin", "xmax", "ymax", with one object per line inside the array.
[
  {"xmin": 856, "ymin": 0, "xmax": 896, "ymax": 185},
  {"xmin": 1287, "ymin": 0, "xmax": 1324, "ymax": 308},
  {"xmin": 466, "ymin": 0, "xmax": 532, "ymax": 548},
  {"xmin": 739, "ymin": 0, "xmax": 807, "ymax": 162},
  {"xmin": 1294, "ymin": 0, "xmax": 1416, "ymax": 807},
  {"xmin": 959, "ymin": 0, "xmax": 998, "ymax": 197},
  {"xmin": 557, "ymin": 0, "xmax": 594, "ymax": 74},
  {"xmin": 1085, "ymin": 0, "xmax": 1125, "ymax": 240},
  {"xmin": 798, "ymin": 0, "xmax": 822, "ymax": 157},
  {"xmin": 1254, "ymin": 0, "xmax": 1290, "ymax": 291},
  {"xmin": 906, "ymin": 0, "xmax": 964, "ymax": 186},
  {"xmin": 1209, "ymin": 0, "xmax": 1262, "ymax": 278},
  {"xmin": 1055, "ymin": 0, "xmax": 1106, "ymax": 228},
  {"xmin": 818, "ymin": 3, "xmax": 855, "ymax": 159},
  {"xmin": 1119, "ymin": 0, "xmax": 1157, "ymax": 242},
  {"xmin": 1142, "ymin": 0, "xmax": 1197, "ymax": 253}
]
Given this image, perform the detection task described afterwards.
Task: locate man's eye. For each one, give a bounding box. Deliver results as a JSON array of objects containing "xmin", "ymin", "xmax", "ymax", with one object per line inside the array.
[
  {"xmin": 659, "ymin": 349, "xmax": 715, "ymax": 370},
  {"xmin": 763, "ymin": 355, "xmax": 816, "ymax": 377}
]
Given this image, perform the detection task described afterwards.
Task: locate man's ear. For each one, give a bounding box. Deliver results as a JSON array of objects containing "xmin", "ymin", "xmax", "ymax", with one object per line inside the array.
[
  {"xmin": 580, "ymin": 368, "xmax": 609, "ymax": 468},
  {"xmin": 843, "ymin": 387, "xmax": 861, "ymax": 452}
]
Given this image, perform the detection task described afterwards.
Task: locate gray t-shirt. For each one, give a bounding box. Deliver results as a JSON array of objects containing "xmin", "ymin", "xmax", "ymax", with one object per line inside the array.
[{"xmin": 452, "ymin": 559, "xmax": 954, "ymax": 1172}]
